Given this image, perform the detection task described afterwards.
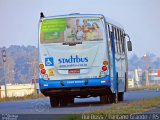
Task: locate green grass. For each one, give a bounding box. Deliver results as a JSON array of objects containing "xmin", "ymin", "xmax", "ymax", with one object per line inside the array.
[
  {"xmin": 59, "ymin": 96, "xmax": 160, "ymax": 120},
  {"xmin": 91, "ymin": 96, "xmax": 160, "ymax": 115},
  {"xmin": 0, "ymin": 93, "xmax": 45, "ymax": 102}
]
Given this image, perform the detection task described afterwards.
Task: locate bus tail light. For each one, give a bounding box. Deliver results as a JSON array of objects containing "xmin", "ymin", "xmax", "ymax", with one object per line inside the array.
[
  {"xmin": 101, "ymin": 80, "xmax": 110, "ymax": 84},
  {"xmin": 39, "ymin": 64, "xmax": 50, "ymax": 80},
  {"xmin": 102, "ymin": 66, "xmax": 107, "ymax": 71},
  {"xmin": 41, "ymin": 69, "xmax": 46, "ymax": 74},
  {"xmin": 103, "ymin": 60, "xmax": 108, "ymax": 66},
  {"xmin": 39, "ymin": 64, "xmax": 44, "ymax": 69},
  {"xmin": 99, "ymin": 60, "xmax": 109, "ymax": 77},
  {"xmin": 105, "ymin": 80, "xmax": 110, "ymax": 83}
]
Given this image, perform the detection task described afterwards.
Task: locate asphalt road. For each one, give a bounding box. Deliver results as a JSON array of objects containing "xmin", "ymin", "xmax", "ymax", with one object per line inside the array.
[{"xmin": 0, "ymin": 90, "xmax": 160, "ymax": 115}]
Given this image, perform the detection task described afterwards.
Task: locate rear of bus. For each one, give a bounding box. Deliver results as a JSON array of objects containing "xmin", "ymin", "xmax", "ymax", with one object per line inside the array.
[{"xmin": 38, "ymin": 14, "xmax": 111, "ymax": 106}]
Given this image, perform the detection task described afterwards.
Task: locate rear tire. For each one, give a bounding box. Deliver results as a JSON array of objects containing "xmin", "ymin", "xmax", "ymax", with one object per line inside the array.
[
  {"xmin": 108, "ymin": 93, "xmax": 115, "ymax": 103},
  {"xmin": 59, "ymin": 97, "xmax": 68, "ymax": 107},
  {"xmin": 50, "ymin": 96, "xmax": 59, "ymax": 107},
  {"xmin": 108, "ymin": 92, "xmax": 124, "ymax": 103},
  {"xmin": 68, "ymin": 97, "xmax": 74, "ymax": 104},
  {"xmin": 100, "ymin": 95, "xmax": 109, "ymax": 104},
  {"xmin": 118, "ymin": 92, "xmax": 124, "ymax": 101}
]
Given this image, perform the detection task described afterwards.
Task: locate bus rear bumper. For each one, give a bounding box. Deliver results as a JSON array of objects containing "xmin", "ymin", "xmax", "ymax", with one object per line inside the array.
[
  {"xmin": 39, "ymin": 75, "xmax": 111, "ymax": 90},
  {"xmin": 39, "ymin": 75, "xmax": 111, "ymax": 97},
  {"xmin": 41, "ymin": 86, "xmax": 112, "ymax": 97}
]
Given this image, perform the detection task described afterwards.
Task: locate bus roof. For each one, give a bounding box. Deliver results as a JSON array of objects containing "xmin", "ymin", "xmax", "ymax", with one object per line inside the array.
[
  {"xmin": 105, "ymin": 17, "xmax": 124, "ymax": 29},
  {"xmin": 40, "ymin": 13, "xmax": 124, "ymax": 29}
]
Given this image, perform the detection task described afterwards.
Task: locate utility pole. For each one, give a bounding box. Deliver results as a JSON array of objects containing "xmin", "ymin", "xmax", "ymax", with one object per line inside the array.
[
  {"xmin": 33, "ymin": 50, "xmax": 37, "ymax": 94},
  {"xmin": 27, "ymin": 49, "xmax": 38, "ymax": 94},
  {"xmin": 143, "ymin": 54, "xmax": 149, "ymax": 86},
  {"xmin": 2, "ymin": 47, "xmax": 7, "ymax": 98}
]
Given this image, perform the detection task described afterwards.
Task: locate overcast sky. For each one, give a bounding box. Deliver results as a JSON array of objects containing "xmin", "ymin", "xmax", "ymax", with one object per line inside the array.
[{"xmin": 0, "ymin": 0, "xmax": 160, "ymax": 57}]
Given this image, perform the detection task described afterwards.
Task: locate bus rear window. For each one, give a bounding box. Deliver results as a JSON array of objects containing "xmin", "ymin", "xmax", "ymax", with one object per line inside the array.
[{"xmin": 40, "ymin": 17, "xmax": 104, "ymax": 43}]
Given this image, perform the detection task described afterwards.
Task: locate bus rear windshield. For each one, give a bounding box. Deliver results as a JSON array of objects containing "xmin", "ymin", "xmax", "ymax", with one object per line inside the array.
[{"xmin": 40, "ymin": 17, "xmax": 104, "ymax": 43}]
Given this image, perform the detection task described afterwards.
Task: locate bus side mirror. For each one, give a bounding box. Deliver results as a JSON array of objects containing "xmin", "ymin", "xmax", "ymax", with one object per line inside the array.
[
  {"xmin": 127, "ymin": 41, "xmax": 132, "ymax": 51},
  {"xmin": 124, "ymin": 33, "xmax": 132, "ymax": 51}
]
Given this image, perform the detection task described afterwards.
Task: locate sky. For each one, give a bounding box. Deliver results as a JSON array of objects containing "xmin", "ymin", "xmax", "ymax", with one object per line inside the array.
[{"xmin": 0, "ymin": 0, "xmax": 160, "ymax": 57}]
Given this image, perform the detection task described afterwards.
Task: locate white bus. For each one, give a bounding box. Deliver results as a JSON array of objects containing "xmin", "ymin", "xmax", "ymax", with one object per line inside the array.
[{"xmin": 38, "ymin": 13, "xmax": 132, "ymax": 107}]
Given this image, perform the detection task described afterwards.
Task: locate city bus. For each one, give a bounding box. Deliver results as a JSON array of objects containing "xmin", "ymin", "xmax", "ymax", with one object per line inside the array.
[{"xmin": 38, "ymin": 13, "xmax": 132, "ymax": 107}]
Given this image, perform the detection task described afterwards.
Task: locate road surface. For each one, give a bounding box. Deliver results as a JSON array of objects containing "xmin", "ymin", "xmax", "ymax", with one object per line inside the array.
[{"xmin": 0, "ymin": 90, "xmax": 159, "ymax": 115}]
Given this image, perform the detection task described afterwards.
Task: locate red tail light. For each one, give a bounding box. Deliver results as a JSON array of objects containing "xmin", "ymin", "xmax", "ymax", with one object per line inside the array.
[
  {"xmin": 41, "ymin": 69, "xmax": 46, "ymax": 74},
  {"xmin": 102, "ymin": 66, "xmax": 107, "ymax": 71},
  {"xmin": 105, "ymin": 80, "xmax": 110, "ymax": 82}
]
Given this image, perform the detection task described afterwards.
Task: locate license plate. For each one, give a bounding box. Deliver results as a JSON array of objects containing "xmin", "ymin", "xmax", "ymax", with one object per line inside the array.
[{"xmin": 68, "ymin": 69, "xmax": 80, "ymax": 74}]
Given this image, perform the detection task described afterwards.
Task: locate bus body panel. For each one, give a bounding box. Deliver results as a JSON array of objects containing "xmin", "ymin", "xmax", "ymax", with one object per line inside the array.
[
  {"xmin": 39, "ymin": 42, "xmax": 107, "ymax": 80},
  {"xmin": 38, "ymin": 14, "xmax": 129, "ymax": 101},
  {"xmin": 106, "ymin": 22, "xmax": 128, "ymax": 93}
]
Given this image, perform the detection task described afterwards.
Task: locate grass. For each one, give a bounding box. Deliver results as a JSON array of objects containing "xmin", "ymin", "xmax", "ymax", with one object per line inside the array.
[
  {"xmin": 91, "ymin": 96, "xmax": 160, "ymax": 115},
  {"xmin": 59, "ymin": 96, "xmax": 160, "ymax": 120},
  {"xmin": 0, "ymin": 93, "xmax": 45, "ymax": 102},
  {"xmin": 128, "ymin": 84, "xmax": 160, "ymax": 91}
]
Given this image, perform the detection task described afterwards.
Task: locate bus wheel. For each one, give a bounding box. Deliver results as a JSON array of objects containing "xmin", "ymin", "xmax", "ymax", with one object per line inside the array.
[
  {"xmin": 108, "ymin": 93, "xmax": 115, "ymax": 103},
  {"xmin": 118, "ymin": 92, "xmax": 124, "ymax": 101},
  {"xmin": 100, "ymin": 95, "xmax": 109, "ymax": 104},
  {"xmin": 60, "ymin": 97, "xmax": 68, "ymax": 107},
  {"xmin": 50, "ymin": 96, "xmax": 59, "ymax": 107},
  {"xmin": 68, "ymin": 97, "xmax": 74, "ymax": 104}
]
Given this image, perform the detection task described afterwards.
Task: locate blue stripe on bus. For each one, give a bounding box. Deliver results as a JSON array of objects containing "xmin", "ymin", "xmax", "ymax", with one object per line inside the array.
[{"xmin": 39, "ymin": 75, "xmax": 111, "ymax": 90}]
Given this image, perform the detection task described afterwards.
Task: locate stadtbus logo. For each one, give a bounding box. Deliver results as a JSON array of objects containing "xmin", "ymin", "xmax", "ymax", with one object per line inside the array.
[{"xmin": 58, "ymin": 55, "xmax": 88, "ymax": 64}]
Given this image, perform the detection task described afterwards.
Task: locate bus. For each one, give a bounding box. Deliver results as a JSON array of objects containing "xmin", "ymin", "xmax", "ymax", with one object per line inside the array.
[{"xmin": 38, "ymin": 13, "xmax": 132, "ymax": 107}]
